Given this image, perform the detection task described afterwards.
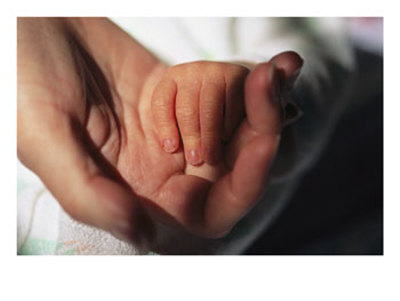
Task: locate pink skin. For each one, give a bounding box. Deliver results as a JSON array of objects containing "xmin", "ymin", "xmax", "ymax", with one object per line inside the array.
[
  {"xmin": 17, "ymin": 17, "xmax": 303, "ymax": 251},
  {"xmin": 151, "ymin": 61, "xmax": 249, "ymax": 167}
]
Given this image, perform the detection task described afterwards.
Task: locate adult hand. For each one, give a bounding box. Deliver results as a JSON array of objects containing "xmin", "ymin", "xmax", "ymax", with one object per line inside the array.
[{"xmin": 17, "ymin": 17, "xmax": 303, "ymax": 250}]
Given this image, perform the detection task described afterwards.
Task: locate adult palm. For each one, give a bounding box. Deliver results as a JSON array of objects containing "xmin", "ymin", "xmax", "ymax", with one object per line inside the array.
[{"xmin": 17, "ymin": 18, "xmax": 301, "ymax": 250}]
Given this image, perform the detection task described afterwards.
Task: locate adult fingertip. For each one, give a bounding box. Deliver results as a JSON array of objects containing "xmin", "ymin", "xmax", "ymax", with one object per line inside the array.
[
  {"xmin": 271, "ymin": 51, "xmax": 304, "ymax": 70},
  {"xmin": 286, "ymin": 60, "xmax": 304, "ymax": 91},
  {"xmin": 270, "ymin": 51, "xmax": 304, "ymax": 91}
]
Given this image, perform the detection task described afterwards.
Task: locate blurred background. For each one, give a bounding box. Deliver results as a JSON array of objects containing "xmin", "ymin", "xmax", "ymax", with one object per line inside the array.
[{"xmin": 245, "ymin": 18, "xmax": 383, "ymax": 255}]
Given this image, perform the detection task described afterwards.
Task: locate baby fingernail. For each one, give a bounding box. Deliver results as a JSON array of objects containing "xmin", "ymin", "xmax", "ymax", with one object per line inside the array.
[
  {"xmin": 187, "ymin": 149, "xmax": 202, "ymax": 166},
  {"xmin": 162, "ymin": 138, "xmax": 176, "ymax": 153}
]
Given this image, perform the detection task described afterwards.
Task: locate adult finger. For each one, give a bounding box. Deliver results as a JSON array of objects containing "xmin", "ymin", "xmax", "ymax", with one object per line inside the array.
[
  {"xmin": 202, "ymin": 63, "xmax": 280, "ymax": 236},
  {"xmin": 270, "ymin": 50, "xmax": 304, "ymax": 91},
  {"xmin": 203, "ymin": 54, "xmax": 302, "ymax": 236},
  {"xmin": 19, "ymin": 110, "xmax": 155, "ymax": 250},
  {"xmin": 203, "ymin": 134, "xmax": 279, "ymax": 237},
  {"xmin": 225, "ymin": 51, "xmax": 303, "ymax": 168},
  {"xmin": 224, "ymin": 61, "xmax": 280, "ymax": 168}
]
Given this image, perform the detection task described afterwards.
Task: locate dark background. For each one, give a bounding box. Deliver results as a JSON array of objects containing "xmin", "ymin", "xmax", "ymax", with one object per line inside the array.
[{"xmin": 245, "ymin": 48, "xmax": 383, "ymax": 255}]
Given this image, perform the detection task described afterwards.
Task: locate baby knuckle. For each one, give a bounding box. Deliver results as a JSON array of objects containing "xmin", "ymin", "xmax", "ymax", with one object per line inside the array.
[
  {"xmin": 201, "ymin": 106, "xmax": 217, "ymax": 122},
  {"xmin": 152, "ymin": 96, "xmax": 169, "ymax": 111},
  {"xmin": 202, "ymin": 131, "xmax": 218, "ymax": 142},
  {"xmin": 176, "ymin": 104, "xmax": 197, "ymax": 121}
]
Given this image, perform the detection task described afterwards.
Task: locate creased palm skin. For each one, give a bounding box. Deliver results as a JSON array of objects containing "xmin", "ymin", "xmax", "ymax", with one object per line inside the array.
[{"xmin": 18, "ymin": 17, "xmax": 303, "ymax": 248}]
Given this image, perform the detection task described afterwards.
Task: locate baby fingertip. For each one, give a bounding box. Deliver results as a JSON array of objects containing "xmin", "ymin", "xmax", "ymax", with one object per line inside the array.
[
  {"xmin": 162, "ymin": 138, "xmax": 177, "ymax": 153},
  {"xmin": 186, "ymin": 149, "xmax": 203, "ymax": 166}
]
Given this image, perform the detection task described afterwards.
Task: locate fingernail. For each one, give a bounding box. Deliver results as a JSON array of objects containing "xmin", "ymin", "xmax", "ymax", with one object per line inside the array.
[
  {"xmin": 162, "ymin": 138, "xmax": 176, "ymax": 153},
  {"xmin": 286, "ymin": 63, "xmax": 304, "ymax": 91},
  {"xmin": 268, "ymin": 62, "xmax": 276, "ymax": 82},
  {"xmin": 268, "ymin": 62, "xmax": 280, "ymax": 101},
  {"xmin": 187, "ymin": 149, "xmax": 202, "ymax": 166}
]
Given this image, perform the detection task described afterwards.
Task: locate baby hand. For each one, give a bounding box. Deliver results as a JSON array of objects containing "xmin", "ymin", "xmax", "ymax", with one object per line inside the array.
[{"xmin": 151, "ymin": 61, "xmax": 249, "ymax": 166}]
